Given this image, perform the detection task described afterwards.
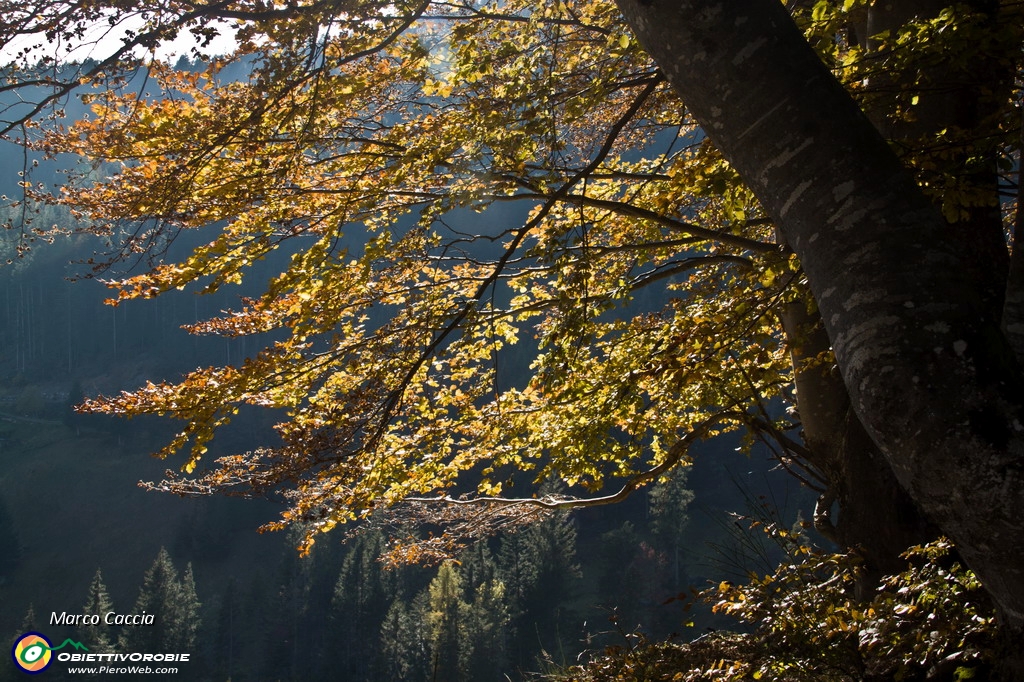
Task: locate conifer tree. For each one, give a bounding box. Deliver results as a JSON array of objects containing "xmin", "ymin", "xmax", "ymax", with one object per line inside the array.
[
  {"xmin": 1, "ymin": 605, "xmax": 39, "ymax": 682},
  {"xmin": 463, "ymin": 574, "xmax": 510, "ymax": 682},
  {"xmin": 172, "ymin": 563, "xmax": 200, "ymax": 652},
  {"xmin": 379, "ymin": 595, "xmax": 429, "ymax": 682},
  {"xmin": 5, "ymin": 0, "xmax": 1024, "ymax": 673},
  {"xmin": 425, "ymin": 562, "xmax": 468, "ymax": 682},
  {"xmin": 234, "ymin": 572, "xmax": 273, "ymax": 681},
  {"xmin": 119, "ymin": 548, "xmax": 201, "ymax": 656},
  {"xmin": 120, "ymin": 548, "xmax": 177, "ymax": 652},
  {"xmin": 493, "ymin": 503, "xmax": 583, "ymax": 671},
  {"xmin": 211, "ymin": 579, "xmax": 237, "ymax": 682},
  {"xmin": 457, "ymin": 542, "xmax": 498, "ymax": 597},
  {"xmin": 0, "ymin": 495, "xmax": 20, "ymax": 577},
  {"xmin": 18, "ymin": 604, "xmax": 37, "ymax": 633},
  {"xmin": 79, "ymin": 570, "xmax": 115, "ymax": 654},
  {"xmin": 496, "ymin": 531, "xmax": 537, "ymax": 669},
  {"xmin": 648, "ymin": 466, "xmax": 695, "ymax": 591},
  {"xmin": 1, "ymin": 606, "xmax": 38, "ymax": 682},
  {"xmin": 455, "ymin": 543, "xmax": 510, "ymax": 681},
  {"xmin": 327, "ymin": 530, "xmax": 394, "ymax": 680},
  {"xmin": 302, "ymin": 537, "xmax": 344, "ymax": 678},
  {"xmin": 261, "ymin": 529, "xmax": 331, "ymax": 681},
  {"xmin": 520, "ymin": 507, "xmax": 582, "ymax": 663}
]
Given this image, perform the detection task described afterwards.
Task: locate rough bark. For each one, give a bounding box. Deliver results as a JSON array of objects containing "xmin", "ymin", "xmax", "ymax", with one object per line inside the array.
[
  {"xmin": 780, "ymin": 291, "xmax": 937, "ymax": 592},
  {"xmin": 779, "ymin": 0, "xmax": 1009, "ymax": 591},
  {"xmin": 615, "ymin": 0, "xmax": 1024, "ymax": 646}
]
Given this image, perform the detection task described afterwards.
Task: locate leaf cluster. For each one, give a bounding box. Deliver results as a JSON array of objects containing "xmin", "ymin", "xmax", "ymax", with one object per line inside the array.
[
  {"xmin": 554, "ymin": 537, "xmax": 996, "ymax": 681},
  {"xmin": 794, "ymin": 0, "xmax": 1022, "ymax": 223}
]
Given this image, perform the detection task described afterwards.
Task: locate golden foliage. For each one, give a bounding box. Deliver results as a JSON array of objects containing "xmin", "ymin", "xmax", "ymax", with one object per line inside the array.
[{"xmin": 8, "ymin": 0, "xmax": 1019, "ymax": 551}]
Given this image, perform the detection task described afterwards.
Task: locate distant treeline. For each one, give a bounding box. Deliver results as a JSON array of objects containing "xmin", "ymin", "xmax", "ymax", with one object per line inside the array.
[{"xmin": 3, "ymin": 470, "xmax": 707, "ymax": 682}]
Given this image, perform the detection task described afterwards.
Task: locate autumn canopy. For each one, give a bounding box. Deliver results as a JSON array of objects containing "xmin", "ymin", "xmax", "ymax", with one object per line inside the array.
[
  {"xmin": 3, "ymin": 0, "xmax": 1024, "ymax": 667},
  {"xmin": 5, "ymin": 0, "xmax": 793, "ymax": 544}
]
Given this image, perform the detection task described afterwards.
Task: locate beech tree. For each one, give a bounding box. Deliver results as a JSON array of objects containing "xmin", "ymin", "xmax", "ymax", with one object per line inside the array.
[
  {"xmin": 2, "ymin": 0, "xmax": 1023, "ymax": 673},
  {"xmin": 615, "ymin": 0, "xmax": 1024, "ymax": 657}
]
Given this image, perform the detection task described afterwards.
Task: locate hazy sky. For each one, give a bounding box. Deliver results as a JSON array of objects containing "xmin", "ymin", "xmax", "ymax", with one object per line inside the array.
[{"xmin": 1, "ymin": 14, "xmax": 238, "ymax": 67}]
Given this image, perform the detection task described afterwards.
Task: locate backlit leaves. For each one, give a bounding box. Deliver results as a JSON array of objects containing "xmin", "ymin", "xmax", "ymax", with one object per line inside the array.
[{"xmin": 13, "ymin": 0, "xmax": 1017, "ymax": 554}]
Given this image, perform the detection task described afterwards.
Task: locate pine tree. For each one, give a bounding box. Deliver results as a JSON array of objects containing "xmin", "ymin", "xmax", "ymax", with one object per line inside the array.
[
  {"xmin": 457, "ymin": 543, "xmax": 510, "ymax": 681},
  {"xmin": 464, "ymin": 575, "xmax": 510, "ymax": 682},
  {"xmin": 79, "ymin": 570, "xmax": 116, "ymax": 654},
  {"xmin": 0, "ymin": 494, "xmax": 20, "ymax": 577},
  {"xmin": 519, "ymin": 507, "xmax": 582, "ymax": 666},
  {"xmin": 648, "ymin": 466, "xmax": 695, "ymax": 591},
  {"xmin": 425, "ymin": 562, "xmax": 468, "ymax": 682},
  {"xmin": 211, "ymin": 579, "xmax": 238, "ymax": 682},
  {"xmin": 301, "ymin": 534, "xmax": 344, "ymax": 680},
  {"xmin": 496, "ymin": 531, "xmax": 536, "ymax": 669},
  {"xmin": 327, "ymin": 531, "xmax": 394, "ymax": 681},
  {"xmin": 18, "ymin": 604, "xmax": 38, "ymax": 633},
  {"xmin": 234, "ymin": 572, "xmax": 273, "ymax": 681},
  {"xmin": 1, "ymin": 606, "xmax": 38, "ymax": 682},
  {"xmin": 172, "ymin": 563, "xmax": 200, "ymax": 652},
  {"xmin": 8, "ymin": 0, "xmax": 1024, "ymax": 668},
  {"xmin": 120, "ymin": 548, "xmax": 177, "ymax": 653},
  {"xmin": 264, "ymin": 536, "xmax": 315, "ymax": 681},
  {"xmin": 493, "ymin": 501, "xmax": 583, "ymax": 672},
  {"xmin": 378, "ymin": 595, "xmax": 429, "ymax": 682},
  {"xmin": 119, "ymin": 548, "xmax": 201, "ymax": 656},
  {"xmin": 458, "ymin": 542, "xmax": 497, "ymax": 597}
]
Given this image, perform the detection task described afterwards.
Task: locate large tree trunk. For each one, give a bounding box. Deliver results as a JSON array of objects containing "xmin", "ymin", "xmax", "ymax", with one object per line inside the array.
[
  {"xmin": 780, "ymin": 289, "xmax": 938, "ymax": 593},
  {"xmin": 615, "ymin": 0, "xmax": 1024, "ymax": 662},
  {"xmin": 780, "ymin": 0, "xmax": 1009, "ymax": 591}
]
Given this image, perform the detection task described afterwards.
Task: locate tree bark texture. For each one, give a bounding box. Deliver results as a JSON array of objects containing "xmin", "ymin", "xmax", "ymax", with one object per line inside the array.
[
  {"xmin": 779, "ymin": 292, "xmax": 938, "ymax": 593},
  {"xmin": 615, "ymin": 0, "xmax": 1024, "ymax": 644}
]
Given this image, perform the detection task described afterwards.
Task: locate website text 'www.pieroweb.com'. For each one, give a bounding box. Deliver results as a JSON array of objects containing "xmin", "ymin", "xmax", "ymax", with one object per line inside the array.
[{"xmin": 64, "ymin": 651, "xmax": 188, "ymax": 675}]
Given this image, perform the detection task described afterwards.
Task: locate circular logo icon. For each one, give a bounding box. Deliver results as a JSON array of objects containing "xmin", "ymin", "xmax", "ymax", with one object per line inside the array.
[{"xmin": 11, "ymin": 633, "xmax": 52, "ymax": 674}]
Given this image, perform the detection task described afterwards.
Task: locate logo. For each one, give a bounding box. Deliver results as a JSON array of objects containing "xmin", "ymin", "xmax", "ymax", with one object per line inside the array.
[
  {"xmin": 11, "ymin": 633, "xmax": 52, "ymax": 674},
  {"xmin": 11, "ymin": 633, "xmax": 88, "ymax": 675}
]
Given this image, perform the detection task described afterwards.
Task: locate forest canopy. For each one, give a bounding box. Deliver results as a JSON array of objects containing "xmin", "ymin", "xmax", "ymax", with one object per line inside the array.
[{"xmin": 3, "ymin": 0, "xmax": 1024, "ymax": 675}]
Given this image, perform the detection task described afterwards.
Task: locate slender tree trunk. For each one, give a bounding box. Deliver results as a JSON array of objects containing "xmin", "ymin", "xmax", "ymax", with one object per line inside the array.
[
  {"xmin": 615, "ymin": 0, "xmax": 1024, "ymax": 666},
  {"xmin": 1002, "ymin": 106, "xmax": 1024, "ymax": 362}
]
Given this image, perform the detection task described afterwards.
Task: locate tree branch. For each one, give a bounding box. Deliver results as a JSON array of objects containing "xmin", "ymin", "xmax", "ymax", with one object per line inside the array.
[{"xmin": 407, "ymin": 410, "xmax": 737, "ymax": 510}]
